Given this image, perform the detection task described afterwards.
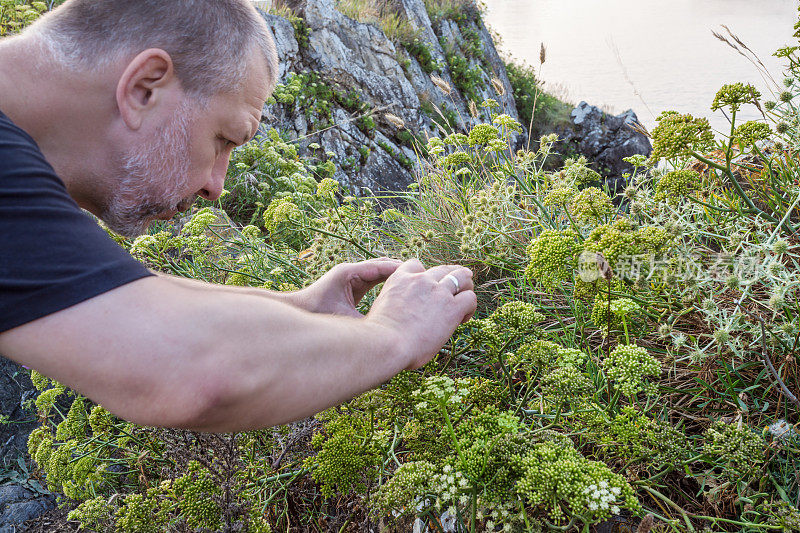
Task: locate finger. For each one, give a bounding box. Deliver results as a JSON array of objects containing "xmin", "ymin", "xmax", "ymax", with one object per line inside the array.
[
  {"xmin": 425, "ymin": 264, "xmax": 461, "ymax": 280},
  {"xmin": 395, "ymin": 258, "xmax": 425, "ymax": 274},
  {"xmin": 351, "ymin": 258, "xmax": 402, "ymax": 282},
  {"xmin": 426, "ymin": 264, "xmax": 474, "ymax": 282},
  {"xmin": 436, "ymin": 267, "xmax": 474, "ymax": 295},
  {"xmin": 454, "ymin": 290, "xmax": 478, "ymax": 324},
  {"xmin": 350, "ymin": 259, "xmax": 403, "ymax": 303}
]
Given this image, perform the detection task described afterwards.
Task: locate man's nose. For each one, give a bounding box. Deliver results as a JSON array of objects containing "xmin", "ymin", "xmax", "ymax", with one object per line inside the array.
[{"xmin": 198, "ymin": 158, "xmax": 229, "ymax": 201}]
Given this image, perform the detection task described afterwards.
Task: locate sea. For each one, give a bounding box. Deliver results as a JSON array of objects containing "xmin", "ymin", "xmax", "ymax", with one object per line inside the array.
[{"xmin": 483, "ymin": 0, "xmax": 799, "ymax": 134}]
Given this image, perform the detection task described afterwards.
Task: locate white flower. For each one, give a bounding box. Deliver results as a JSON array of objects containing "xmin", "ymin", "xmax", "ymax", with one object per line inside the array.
[{"xmin": 611, "ymin": 505, "xmax": 620, "ymax": 514}]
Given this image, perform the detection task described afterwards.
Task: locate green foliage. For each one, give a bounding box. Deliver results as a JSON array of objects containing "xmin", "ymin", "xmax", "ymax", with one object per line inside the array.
[
  {"xmin": 356, "ymin": 113, "xmax": 376, "ymax": 135},
  {"xmin": 711, "ymin": 82, "xmax": 761, "ymax": 114},
  {"xmin": 444, "ymin": 44, "xmax": 485, "ymax": 102},
  {"xmin": 654, "ymin": 168, "xmax": 701, "ymax": 203},
  {"xmin": 583, "ymin": 218, "xmax": 672, "ymax": 272},
  {"xmin": 505, "ymin": 60, "xmax": 573, "ymax": 139},
  {"xmin": 289, "ymin": 15, "xmax": 310, "ymax": 49},
  {"xmin": 702, "ymin": 421, "xmax": 766, "ymax": 483},
  {"xmin": 172, "ymin": 461, "xmax": 222, "ymax": 529},
  {"xmin": 421, "ymin": 99, "xmax": 459, "ymax": 134},
  {"xmin": 0, "ymin": 0, "xmax": 52, "ymax": 36},
  {"xmin": 515, "ymin": 442, "xmax": 639, "ymax": 524},
  {"xmin": 525, "ymin": 229, "xmax": 581, "ymax": 288},
  {"xmin": 402, "ymin": 37, "xmax": 441, "ymax": 74},
  {"xmin": 335, "ymin": 0, "xmax": 417, "ymax": 44},
  {"xmin": 570, "ymin": 187, "xmax": 612, "ymax": 225},
  {"xmin": 203, "ymin": 128, "xmax": 335, "ymax": 229},
  {"xmin": 557, "ymin": 155, "xmax": 602, "ymax": 188},
  {"xmin": 733, "ymin": 120, "xmax": 772, "ymax": 148},
  {"xmin": 269, "ymin": 72, "xmax": 334, "ymax": 129},
  {"xmin": 650, "ymin": 111, "xmax": 716, "ymax": 162},
  {"xmin": 423, "ymin": 0, "xmax": 481, "ymax": 24},
  {"xmin": 305, "ymin": 410, "xmax": 386, "ymax": 498},
  {"xmin": 459, "ymin": 24, "xmax": 483, "ymax": 60},
  {"xmin": 602, "ymin": 344, "xmax": 660, "ymax": 397}
]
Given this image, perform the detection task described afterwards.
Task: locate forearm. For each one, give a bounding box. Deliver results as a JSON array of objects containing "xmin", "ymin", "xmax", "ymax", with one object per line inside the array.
[
  {"xmin": 151, "ymin": 269, "xmax": 306, "ymax": 309},
  {"xmin": 0, "ymin": 276, "xmax": 406, "ymax": 432},
  {"xmin": 177, "ymin": 280, "xmax": 405, "ymax": 431}
]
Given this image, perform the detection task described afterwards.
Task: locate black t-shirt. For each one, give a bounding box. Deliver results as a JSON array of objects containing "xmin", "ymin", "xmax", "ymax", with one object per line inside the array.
[{"xmin": 0, "ymin": 109, "xmax": 153, "ymax": 333}]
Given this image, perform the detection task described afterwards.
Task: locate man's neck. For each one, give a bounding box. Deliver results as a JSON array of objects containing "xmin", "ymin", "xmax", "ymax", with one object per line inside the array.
[{"xmin": 0, "ymin": 35, "xmax": 116, "ymax": 215}]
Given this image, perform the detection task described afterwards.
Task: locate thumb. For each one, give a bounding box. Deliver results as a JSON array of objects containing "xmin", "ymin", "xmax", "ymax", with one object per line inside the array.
[{"xmin": 350, "ymin": 258, "xmax": 402, "ymax": 303}]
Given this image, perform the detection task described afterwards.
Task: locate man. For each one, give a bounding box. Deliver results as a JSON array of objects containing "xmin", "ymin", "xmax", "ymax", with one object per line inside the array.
[{"xmin": 0, "ymin": 0, "xmax": 476, "ymax": 432}]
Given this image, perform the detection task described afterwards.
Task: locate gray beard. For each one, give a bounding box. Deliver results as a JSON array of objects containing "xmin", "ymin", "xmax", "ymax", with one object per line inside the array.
[{"xmin": 101, "ymin": 103, "xmax": 194, "ymax": 238}]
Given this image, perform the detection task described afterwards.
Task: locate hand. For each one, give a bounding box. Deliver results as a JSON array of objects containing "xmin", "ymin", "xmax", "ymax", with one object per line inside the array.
[
  {"xmin": 365, "ymin": 259, "xmax": 477, "ymax": 370},
  {"xmin": 292, "ymin": 258, "xmax": 402, "ymax": 318}
]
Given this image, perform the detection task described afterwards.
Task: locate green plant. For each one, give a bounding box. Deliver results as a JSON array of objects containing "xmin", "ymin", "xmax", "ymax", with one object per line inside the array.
[
  {"xmin": 443, "ymin": 44, "xmax": 484, "ymax": 102},
  {"xmin": 402, "ymin": 37, "xmax": 441, "ymax": 74},
  {"xmin": 0, "ymin": 0, "xmax": 54, "ymax": 36},
  {"xmin": 289, "ymin": 15, "xmax": 310, "ymax": 49},
  {"xmin": 505, "ymin": 59, "xmax": 573, "ymax": 142},
  {"xmin": 423, "ymin": 0, "xmax": 481, "ymax": 24}
]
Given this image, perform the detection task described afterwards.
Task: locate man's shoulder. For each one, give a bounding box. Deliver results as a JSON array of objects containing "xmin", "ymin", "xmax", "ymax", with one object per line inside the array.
[{"xmin": 0, "ymin": 108, "xmax": 74, "ymax": 205}]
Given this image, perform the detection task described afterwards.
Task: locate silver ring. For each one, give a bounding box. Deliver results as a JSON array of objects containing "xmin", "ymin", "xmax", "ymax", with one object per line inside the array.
[{"xmin": 444, "ymin": 274, "xmax": 460, "ymax": 294}]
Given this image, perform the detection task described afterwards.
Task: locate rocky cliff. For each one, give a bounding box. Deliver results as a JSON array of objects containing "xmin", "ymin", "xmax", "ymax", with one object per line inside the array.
[
  {"xmin": 256, "ymin": 0, "xmax": 651, "ymax": 195},
  {"xmin": 258, "ymin": 0, "xmax": 524, "ymax": 194}
]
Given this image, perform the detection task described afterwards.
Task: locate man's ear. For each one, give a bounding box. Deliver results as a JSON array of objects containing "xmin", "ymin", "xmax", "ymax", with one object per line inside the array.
[{"xmin": 116, "ymin": 48, "xmax": 177, "ymax": 131}]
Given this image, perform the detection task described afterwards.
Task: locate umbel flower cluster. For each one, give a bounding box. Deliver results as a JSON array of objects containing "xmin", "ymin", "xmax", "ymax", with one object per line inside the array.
[
  {"xmin": 525, "ymin": 216, "xmax": 673, "ymax": 293},
  {"xmin": 602, "ymin": 344, "xmax": 661, "ymax": 396},
  {"xmin": 654, "ymin": 169, "xmax": 701, "ymax": 203},
  {"xmin": 649, "ymin": 111, "xmax": 715, "ymax": 161},
  {"xmin": 702, "ymin": 421, "xmax": 766, "ymax": 483}
]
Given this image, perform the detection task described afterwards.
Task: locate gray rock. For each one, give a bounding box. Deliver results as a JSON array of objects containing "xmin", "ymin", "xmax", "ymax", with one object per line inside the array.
[
  {"xmin": 264, "ymin": 14, "xmax": 301, "ymax": 79},
  {"xmin": 0, "ymin": 483, "xmax": 56, "ymax": 530},
  {"xmin": 0, "ymin": 497, "xmax": 56, "ymax": 529},
  {"xmin": 0, "ymin": 486, "xmax": 33, "ymax": 509},
  {"xmin": 562, "ymin": 101, "xmax": 652, "ymax": 190},
  {"xmin": 303, "ymin": 0, "xmax": 421, "ymax": 128},
  {"xmin": 0, "ymin": 357, "xmax": 38, "ymax": 470},
  {"xmin": 257, "ymin": 0, "xmax": 524, "ymax": 194}
]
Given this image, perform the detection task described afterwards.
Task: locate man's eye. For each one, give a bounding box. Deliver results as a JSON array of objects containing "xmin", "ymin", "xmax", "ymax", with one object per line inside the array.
[{"xmin": 218, "ymin": 136, "xmax": 236, "ymax": 148}]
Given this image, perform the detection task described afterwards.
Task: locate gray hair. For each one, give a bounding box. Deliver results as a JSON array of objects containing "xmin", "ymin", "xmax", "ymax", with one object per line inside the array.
[{"xmin": 30, "ymin": 0, "xmax": 279, "ymax": 100}]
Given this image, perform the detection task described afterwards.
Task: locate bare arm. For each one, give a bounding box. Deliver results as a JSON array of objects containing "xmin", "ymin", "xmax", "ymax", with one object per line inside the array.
[
  {"xmin": 153, "ymin": 257, "xmax": 404, "ymax": 317},
  {"xmin": 0, "ymin": 260, "xmax": 475, "ymax": 432}
]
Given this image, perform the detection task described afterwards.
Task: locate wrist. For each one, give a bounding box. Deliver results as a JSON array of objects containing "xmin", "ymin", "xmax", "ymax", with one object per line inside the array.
[{"xmin": 362, "ymin": 316, "xmax": 411, "ymax": 373}]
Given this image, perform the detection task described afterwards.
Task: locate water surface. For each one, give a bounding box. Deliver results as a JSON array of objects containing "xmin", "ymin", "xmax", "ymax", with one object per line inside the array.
[{"xmin": 484, "ymin": 0, "xmax": 798, "ymax": 133}]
